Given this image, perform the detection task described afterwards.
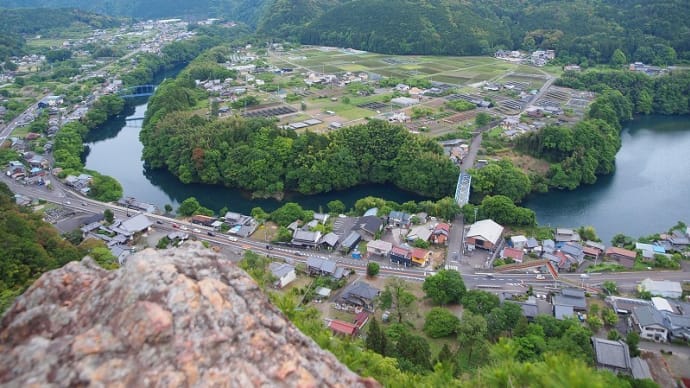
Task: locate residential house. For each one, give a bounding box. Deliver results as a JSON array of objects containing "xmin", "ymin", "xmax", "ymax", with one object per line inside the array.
[
  {"xmin": 525, "ymin": 237, "xmax": 540, "ymax": 251},
  {"xmin": 388, "ymin": 211, "xmax": 411, "ymax": 228},
  {"xmin": 269, "ymin": 262, "xmax": 296, "ymax": 288},
  {"xmin": 606, "ymin": 296, "xmax": 652, "ymax": 315},
  {"xmin": 191, "ymin": 214, "xmax": 217, "ymax": 227},
  {"xmin": 354, "ymin": 311, "xmax": 370, "ymax": 330},
  {"xmin": 632, "ymin": 305, "xmax": 668, "ymax": 342},
  {"xmin": 584, "ymin": 240, "xmax": 606, "ymax": 260},
  {"xmin": 667, "ymin": 230, "xmax": 690, "ymax": 249},
  {"xmin": 430, "ymin": 223, "xmax": 450, "ymax": 245},
  {"xmin": 328, "ymin": 319, "xmax": 358, "ymax": 337},
  {"xmin": 542, "ymin": 239, "xmax": 556, "ymax": 254},
  {"xmin": 554, "ymin": 304, "xmax": 575, "ymax": 320},
  {"xmin": 591, "ymin": 337, "xmax": 633, "ymax": 375},
  {"xmin": 555, "ymin": 228, "xmax": 580, "ymax": 243},
  {"xmin": 560, "ymin": 242, "xmax": 585, "ymax": 269},
  {"xmin": 605, "ymin": 247, "xmax": 637, "ymax": 268},
  {"xmin": 407, "ymin": 224, "xmax": 433, "ymax": 243},
  {"xmin": 552, "ymin": 288, "xmax": 587, "ymax": 311},
  {"xmin": 367, "ymin": 240, "xmax": 392, "ymax": 257},
  {"xmin": 465, "ymin": 219, "xmax": 504, "ymax": 251},
  {"xmin": 665, "ymin": 314, "xmax": 690, "ymax": 342},
  {"xmin": 223, "ymin": 211, "xmax": 243, "ymax": 224},
  {"xmin": 410, "ymin": 248, "xmax": 431, "ymax": 267},
  {"xmin": 518, "ymin": 296, "xmax": 553, "ymax": 321},
  {"xmin": 635, "ymin": 242, "xmax": 666, "ymax": 260},
  {"xmin": 313, "ymin": 213, "xmax": 330, "ymax": 224},
  {"xmin": 118, "ymin": 197, "xmax": 157, "ymax": 213},
  {"xmin": 510, "ymin": 235, "xmax": 528, "ymax": 249},
  {"xmin": 356, "ymin": 215, "xmax": 383, "ymax": 241},
  {"xmin": 292, "ymin": 230, "xmax": 322, "ymax": 248},
  {"xmin": 639, "ymin": 279, "xmax": 683, "ymax": 299},
  {"xmin": 320, "ymin": 232, "xmax": 340, "ymax": 250},
  {"xmin": 500, "ymin": 247, "xmax": 524, "ymax": 263},
  {"xmin": 339, "ymin": 231, "xmax": 361, "ymax": 253},
  {"xmin": 307, "ymin": 257, "xmax": 337, "ymax": 277},
  {"xmin": 119, "ymin": 214, "xmax": 153, "ymax": 235},
  {"xmin": 390, "ymin": 245, "xmax": 412, "ymax": 267},
  {"xmin": 363, "ymin": 208, "xmax": 378, "ymax": 217},
  {"xmin": 338, "ymin": 281, "xmax": 380, "ymax": 311}
]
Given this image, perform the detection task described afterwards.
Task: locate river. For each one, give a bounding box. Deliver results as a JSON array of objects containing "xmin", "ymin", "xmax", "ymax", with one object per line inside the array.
[
  {"xmin": 83, "ymin": 100, "xmax": 430, "ymax": 215},
  {"xmin": 523, "ymin": 115, "xmax": 690, "ymax": 243},
  {"xmin": 85, "ymin": 106, "xmax": 690, "ymax": 243}
]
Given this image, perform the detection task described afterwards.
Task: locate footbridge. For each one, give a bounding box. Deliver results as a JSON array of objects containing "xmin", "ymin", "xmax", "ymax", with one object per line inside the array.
[{"xmin": 118, "ymin": 85, "xmax": 156, "ymax": 99}]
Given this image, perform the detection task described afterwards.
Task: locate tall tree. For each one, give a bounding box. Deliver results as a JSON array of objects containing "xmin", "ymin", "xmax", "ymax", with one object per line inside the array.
[
  {"xmin": 379, "ymin": 278, "xmax": 416, "ymax": 323},
  {"xmin": 456, "ymin": 312, "xmax": 489, "ymax": 370},
  {"xmin": 422, "ymin": 270, "xmax": 466, "ymax": 305},
  {"xmin": 365, "ymin": 317, "xmax": 389, "ymax": 356}
]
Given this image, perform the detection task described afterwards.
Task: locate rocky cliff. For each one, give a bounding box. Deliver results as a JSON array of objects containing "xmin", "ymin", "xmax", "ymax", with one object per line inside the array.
[{"xmin": 0, "ymin": 243, "xmax": 377, "ymax": 387}]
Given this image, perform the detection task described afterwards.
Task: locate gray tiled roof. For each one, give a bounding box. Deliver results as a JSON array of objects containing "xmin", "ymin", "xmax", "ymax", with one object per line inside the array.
[
  {"xmin": 269, "ymin": 262, "xmax": 295, "ymax": 278},
  {"xmin": 592, "ymin": 337, "xmax": 631, "ymax": 370},
  {"xmin": 633, "ymin": 305, "xmax": 666, "ymax": 327},
  {"xmin": 554, "ymin": 304, "xmax": 574, "ymax": 320}
]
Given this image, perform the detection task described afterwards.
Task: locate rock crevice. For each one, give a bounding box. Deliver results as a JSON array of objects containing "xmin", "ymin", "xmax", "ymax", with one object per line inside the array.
[{"xmin": 0, "ymin": 243, "xmax": 376, "ymax": 387}]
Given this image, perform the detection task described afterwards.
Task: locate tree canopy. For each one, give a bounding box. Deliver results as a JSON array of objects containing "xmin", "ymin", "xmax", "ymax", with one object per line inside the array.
[{"xmin": 422, "ymin": 270, "xmax": 466, "ymax": 305}]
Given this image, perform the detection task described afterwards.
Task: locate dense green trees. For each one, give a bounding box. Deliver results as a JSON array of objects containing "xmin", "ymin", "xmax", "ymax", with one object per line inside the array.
[
  {"xmin": 366, "ymin": 262, "xmax": 380, "ymax": 277},
  {"xmin": 461, "ymin": 195, "xmax": 536, "ymax": 227},
  {"xmin": 422, "ymin": 270, "xmax": 466, "ymax": 305},
  {"xmin": 0, "ymin": 182, "xmax": 98, "ymax": 312},
  {"xmin": 469, "ymin": 159, "xmax": 531, "ymax": 203},
  {"xmin": 461, "ymin": 290, "xmax": 501, "ymax": 316},
  {"xmin": 141, "ymin": 107, "xmax": 459, "ymax": 198},
  {"xmin": 88, "ymin": 173, "xmax": 123, "ymax": 202},
  {"xmin": 423, "ymin": 307, "xmax": 460, "ymax": 338},
  {"xmin": 515, "ymin": 90, "xmax": 629, "ymax": 191}
]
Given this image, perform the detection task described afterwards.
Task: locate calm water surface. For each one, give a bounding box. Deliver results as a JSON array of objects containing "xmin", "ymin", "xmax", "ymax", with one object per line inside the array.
[
  {"xmin": 523, "ymin": 115, "xmax": 690, "ymax": 243},
  {"xmin": 83, "ymin": 102, "xmax": 430, "ymax": 215},
  {"xmin": 85, "ymin": 105, "xmax": 690, "ymax": 244}
]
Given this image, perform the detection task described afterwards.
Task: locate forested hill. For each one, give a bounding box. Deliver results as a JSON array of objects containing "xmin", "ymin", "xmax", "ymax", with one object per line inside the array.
[
  {"xmin": 294, "ymin": 0, "xmax": 690, "ymax": 62},
  {"xmin": 1, "ymin": 0, "xmax": 688, "ymax": 63},
  {"xmin": 0, "ymin": 0, "xmax": 268, "ymax": 24},
  {"xmin": 0, "ymin": 8, "xmax": 120, "ymax": 35}
]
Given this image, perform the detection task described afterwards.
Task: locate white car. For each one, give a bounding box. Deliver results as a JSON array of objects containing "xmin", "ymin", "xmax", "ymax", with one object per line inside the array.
[
  {"xmin": 192, "ymin": 228, "xmax": 201, "ymax": 233},
  {"xmin": 180, "ymin": 226, "xmax": 189, "ymax": 231},
  {"xmin": 536, "ymin": 274, "xmax": 545, "ymax": 280},
  {"xmin": 228, "ymin": 236, "xmax": 238, "ymax": 242}
]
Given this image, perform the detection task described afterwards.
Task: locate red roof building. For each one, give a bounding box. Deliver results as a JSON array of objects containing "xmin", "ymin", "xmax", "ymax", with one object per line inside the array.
[
  {"xmin": 353, "ymin": 312, "xmax": 369, "ymax": 329},
  {"xmin": 328, "ymin": 319, "xmax": 358, "ymax": 336},
  {"xmin": 501, "ymin": 247, "xmax": 525, "ymax": 263}
]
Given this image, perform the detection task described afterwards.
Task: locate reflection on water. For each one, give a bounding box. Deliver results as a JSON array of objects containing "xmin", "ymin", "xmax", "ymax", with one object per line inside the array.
[{"xmin": 524, "ymin": 115, "xmax": 690, "ymax": 243}]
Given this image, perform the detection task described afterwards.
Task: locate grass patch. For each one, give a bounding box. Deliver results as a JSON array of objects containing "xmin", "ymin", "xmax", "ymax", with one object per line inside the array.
[
  {"xmin": 586, "ymin": 263, "xmax": 626, "ymax": 273},
  {"xmin": 338, "ymin": 63, "xmax": 368, "ymax": 72}
]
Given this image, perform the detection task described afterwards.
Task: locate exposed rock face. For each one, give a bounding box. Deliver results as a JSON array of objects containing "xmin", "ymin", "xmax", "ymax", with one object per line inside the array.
[{"xmin": 0, "ymin": 243, "xmax": 377, "ymax": 387}]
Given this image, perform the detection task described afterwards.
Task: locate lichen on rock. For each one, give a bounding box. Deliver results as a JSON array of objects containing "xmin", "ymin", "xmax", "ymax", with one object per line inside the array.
[{"xmin": 0, "ymin": 242, "xmax": 377, "ymax": 387}]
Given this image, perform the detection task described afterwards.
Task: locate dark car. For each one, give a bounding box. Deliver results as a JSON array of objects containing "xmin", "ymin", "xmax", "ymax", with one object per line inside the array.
[
  {"xmin": 156, "ymin": 220, "xmax": 164, "ymax": 225},
  {"xmin": 207, "ymin": 231, "xmax": 215, "ymax": 237}
]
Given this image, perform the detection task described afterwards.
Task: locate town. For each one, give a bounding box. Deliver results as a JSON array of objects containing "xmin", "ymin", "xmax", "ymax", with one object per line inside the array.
[{"xmin": 1, "ymin": 14, "xmax": 689, "ymax": 388}]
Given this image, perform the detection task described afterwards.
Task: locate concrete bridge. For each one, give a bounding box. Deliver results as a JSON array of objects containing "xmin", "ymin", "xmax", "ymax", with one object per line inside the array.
[{"xmin": 118, "ymin": 85, "xmax": 156, "ymax": 99}]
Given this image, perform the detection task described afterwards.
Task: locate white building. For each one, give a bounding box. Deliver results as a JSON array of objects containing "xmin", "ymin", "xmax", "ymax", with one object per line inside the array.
[
  {"xmin": 639, "ymin": 279, "xmax": 683, "ymax": 299},
  {"xmin": 269, "ymin": 262, "xmax": 296, "ymax": 288}
]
